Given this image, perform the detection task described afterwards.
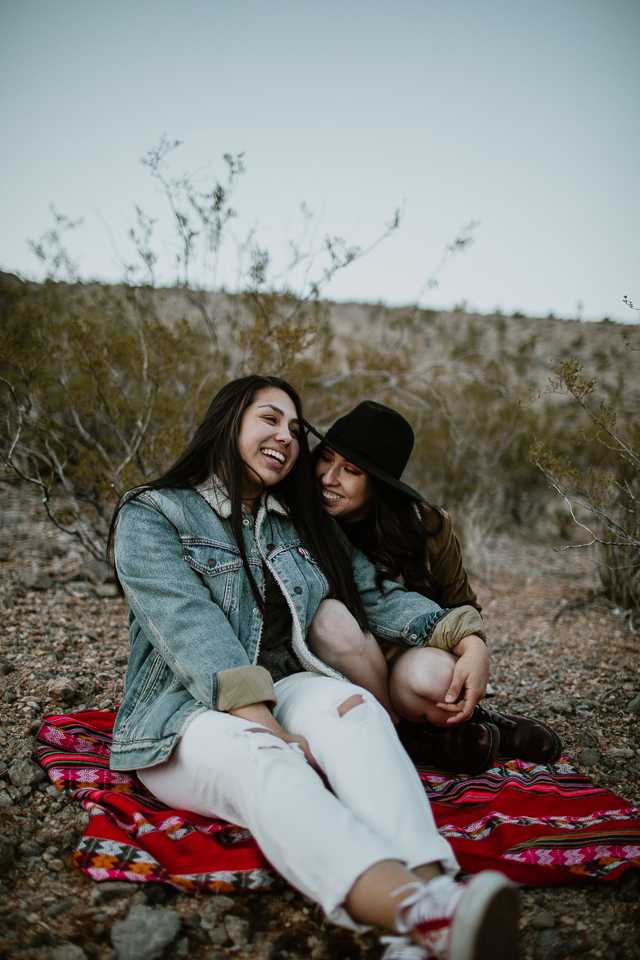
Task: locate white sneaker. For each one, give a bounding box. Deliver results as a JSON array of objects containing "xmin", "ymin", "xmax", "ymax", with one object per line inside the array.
[
  {"xmin": 395, "ymin": 871, "xmax": 520, "ymax": 960},
  {"xmin": 380, "ymin": 936, "xmax": 432, "ymax": 960}
]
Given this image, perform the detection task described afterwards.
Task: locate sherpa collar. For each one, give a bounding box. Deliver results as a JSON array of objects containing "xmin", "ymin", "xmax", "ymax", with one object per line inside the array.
[{"xmin": 195, "ymin": 474, "xmax": 288, "ymax": 518}]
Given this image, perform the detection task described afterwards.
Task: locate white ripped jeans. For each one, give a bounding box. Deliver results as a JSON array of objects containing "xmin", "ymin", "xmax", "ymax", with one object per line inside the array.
[{"xmin": 137, "ymin": 673, "xmax": 458, "ymax": 929}]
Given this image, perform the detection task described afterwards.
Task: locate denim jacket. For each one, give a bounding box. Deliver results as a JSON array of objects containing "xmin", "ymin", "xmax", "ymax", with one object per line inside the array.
[{"xmin": 112, "ymin": 478, "xmax": 484, "ymax": 770}]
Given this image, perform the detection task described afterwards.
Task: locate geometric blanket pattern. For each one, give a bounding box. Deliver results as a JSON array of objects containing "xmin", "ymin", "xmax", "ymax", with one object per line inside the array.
[{"xmin": 35, "ymin": 710, "xmax": 640, "ymax": 893}]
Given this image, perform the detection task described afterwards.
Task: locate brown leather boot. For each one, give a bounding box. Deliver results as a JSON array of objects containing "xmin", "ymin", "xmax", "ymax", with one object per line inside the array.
[
  {"xmin": 397, "ymin": 718, "xmax": 500, "ymax": 775},
  {"xmin": 472, "ymin": 704, "xmax": 563, "ymax": 764}
]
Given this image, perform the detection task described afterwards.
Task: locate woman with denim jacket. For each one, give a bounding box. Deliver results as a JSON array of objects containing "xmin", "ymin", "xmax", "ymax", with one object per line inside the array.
[
  {"xmin": 109, "ymin": 375, "xmax": 519, "ymax": 960},
  {"xmin": 307, "ymin": 400, "xmax": 563, "ymax": 775}
]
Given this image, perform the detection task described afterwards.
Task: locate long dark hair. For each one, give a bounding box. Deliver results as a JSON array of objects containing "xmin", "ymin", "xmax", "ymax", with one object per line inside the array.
[
  {"xmin": 311, "ymin": 443, "xmax": 445, "ymax": 601},
  {"xmin": 108, "ymin": 375, "xmax": 370, "ymax": 631}
]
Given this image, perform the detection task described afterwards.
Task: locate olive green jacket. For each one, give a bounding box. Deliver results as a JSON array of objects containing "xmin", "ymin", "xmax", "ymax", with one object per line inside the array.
[{"xmin": 419, "ymin": 504, "xmax": 482, "ymax": 615}]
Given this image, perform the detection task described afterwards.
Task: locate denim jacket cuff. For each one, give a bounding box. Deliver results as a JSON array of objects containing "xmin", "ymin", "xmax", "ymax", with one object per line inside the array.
[{"xmin": 216, "ymin": 665, "xmax": 277, "ymax": 712}]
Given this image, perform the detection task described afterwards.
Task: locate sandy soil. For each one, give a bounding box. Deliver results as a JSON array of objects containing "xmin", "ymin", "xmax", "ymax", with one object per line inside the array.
[{"xmin": 0, "ymin": 481, "xmax": 639, "ymax": 960}]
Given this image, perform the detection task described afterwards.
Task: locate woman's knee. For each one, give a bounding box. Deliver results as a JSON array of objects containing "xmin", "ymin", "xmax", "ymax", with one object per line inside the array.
[
  {"xmin": 390, "ymin": 647, "xmax": 456, "ymax": 703},
  {"xmin": 307, "ymin": 599, "xmax": 367, "ymax": 658}
]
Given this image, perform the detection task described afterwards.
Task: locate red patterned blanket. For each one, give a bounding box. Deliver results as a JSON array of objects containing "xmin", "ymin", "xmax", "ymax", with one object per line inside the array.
[{"xmin": 35, "ymin": 711, "xmax": 640, "ymax": 893}]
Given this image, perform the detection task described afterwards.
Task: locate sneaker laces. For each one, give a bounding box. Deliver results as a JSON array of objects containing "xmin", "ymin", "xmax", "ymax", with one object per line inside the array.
[
  {"xmin": 379, "ymin": 935, "xmax": 431, "ymax": 960},
  {"xmin": 391, "ymin": 874, "xmax": 464, "ymax": 932}
]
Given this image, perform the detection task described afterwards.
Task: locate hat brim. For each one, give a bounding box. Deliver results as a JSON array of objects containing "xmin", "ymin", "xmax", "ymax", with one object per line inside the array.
[{"xmin": 305, "ymin": 421, "xmax": 424, "ymax": 503}]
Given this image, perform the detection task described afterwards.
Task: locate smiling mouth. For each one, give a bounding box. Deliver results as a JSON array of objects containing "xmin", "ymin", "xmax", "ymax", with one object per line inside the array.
[
  {"xmin": 322, "ymin": 490, "xmax": 342, "ymax": 501},
  {"xmin": 262, "ymin": 448, "xmax": 286, "ymax": 465}
]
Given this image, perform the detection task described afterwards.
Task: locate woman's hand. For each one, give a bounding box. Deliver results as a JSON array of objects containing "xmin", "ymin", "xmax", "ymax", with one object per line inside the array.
[
  {"xmin": 229, "ymin": 702, "xmax": 323, "ymax": 775},
  {"xmin": 436, "ymin": 634, "xmax": 489, "ymax": 726},
  {"xmin": 280, "ymin": 732, "xmax": 323, "ymax": 775}
]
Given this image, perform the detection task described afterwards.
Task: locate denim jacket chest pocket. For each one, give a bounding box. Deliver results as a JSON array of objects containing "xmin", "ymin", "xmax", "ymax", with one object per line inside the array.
[
  {"xmin": 182, "ymin": 539, "xmax": 244, "ymax": 616},
  {"xmin": 267, "ymin": 540, "xmax": 330, "ymax": 623}
]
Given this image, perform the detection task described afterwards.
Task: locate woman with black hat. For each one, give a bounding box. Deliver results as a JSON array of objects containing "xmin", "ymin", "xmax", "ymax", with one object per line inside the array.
[{"xmin": 307, "ymin": 401, "xmax": 562, "ymax": 774}]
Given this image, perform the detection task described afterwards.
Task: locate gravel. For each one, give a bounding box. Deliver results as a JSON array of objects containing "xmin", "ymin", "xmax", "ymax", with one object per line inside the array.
[{"xmin": 1, "ymin": 482, "xmax": 640, "ymax": 960}]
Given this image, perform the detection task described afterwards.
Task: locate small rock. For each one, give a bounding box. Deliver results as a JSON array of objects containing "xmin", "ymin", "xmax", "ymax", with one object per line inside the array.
[
  {"xmin": 256, "ymin": 944, "xmax": 276, "ymax": 960},
  {"xmin": 182, "ymin": 911, "xmax": 201, "ymax": 929},
  {"xmin": 200, "ymin": 896, "xmax": 234, "ymax": 929},
  {"xmin": 142, "ymin": 882, "xmax": 176, "ymax": 905},
  {"xmin": 81, "ymin": 558, "xmax": 112, "ymax": 583},
  {"xmin": 91, "ymin": 880, "xmax": 140, "ymax": 905},
  {"xmin": 531, "ymin": 909, "xmax": 555, "ymax": 929},
  {"xmin": 578, "ymin": 748, "xmax": 601, "ymax": 767},
  {"xmin": 9, "ymin": 759, "xmax": 47, "ymax": 789},
  {"xmin": 545, "ymin": 693, "xmax": 573, "ymax": 716},
  {"xmin": 51, "ymin": 946, "xmax": 88, "ymax": 960},
  {"xmin": 47, "ymin": 857, "xmax": 65, "ymax": 871},
  {"xmin": 44, "ymin": 542, "xmax": 69, "ymax": 558},
  {"xmin": 0, "ymin": 834, "xmax": 16, "ymax": 874},
  {"xmin": 5, "ymin": 690, "xmax": 17, "ymax": 704},
  {"xmin": 208, "ymin": 925, "xmax": 229, "ymax": 946},
  {"xmin": 97, "ymin": 584, "xmax": 119, "ymax": 598},
  {"xmin": 44, "ymin": 896, "xmax": 78, "ymax": 917},
  {"xmin": 111, "ymin": 904, "xmax": 181, "ymax": 960},
  {"xmin": 48, "ymin": 677, "xmax": 79, "ymax": 701},
  {"xmin": 67, "ymin": 581, "xmax": 96, "ymax": 597},
  {"xmin": 563, "ymin": 938, "xmax": 584, "ymax": 954},
  {"xmin": 22, "ymin": 570, "xmax": 54, "ymax": 591},
  {"xmin": 610, "ymin": 747, "xmax": 635, "ymax": 759},
  {"xmin": 31, "ymin": 926, "xmax": 57, "ymax": 947},
  {"xmin": 171, "ymin": 937, "xmax": 189, "ymax": 959},
  {"xmin": 225, "ymin": 914, "xmax": 250, "ymax": 946},
  {"xmin": 627, "ymin": 693, "xmax": 640, "ymax": 715},
  {"xmin": 538, "ymin": 928, "xmax": 560, "ymax": 947},
  {"xmin": 1, "ymin": 661, "xmax": 15, "ymax": 675},
  {"xmin": 18, "ymin": 839, "xmax": 43, "ymax": 858},
  {"xmin": 0, "ymin": 791, "xmax": 12, "ymax": 809}
]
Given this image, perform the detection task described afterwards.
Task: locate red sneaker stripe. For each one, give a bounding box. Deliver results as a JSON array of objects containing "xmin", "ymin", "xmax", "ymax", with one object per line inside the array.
[{"xmin": 415, "ymin": 918, "xmax": 450, "ymax": 934}]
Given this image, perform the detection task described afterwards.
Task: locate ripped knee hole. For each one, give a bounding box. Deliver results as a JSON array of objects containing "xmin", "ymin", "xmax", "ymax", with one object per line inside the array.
[
  {"xmin": 246, "ymin": 727, "xmax": 286, "ymax": 750},
  {"xmin": 337, "ymin": 693, "xmax": 365, "ymax": 717}
]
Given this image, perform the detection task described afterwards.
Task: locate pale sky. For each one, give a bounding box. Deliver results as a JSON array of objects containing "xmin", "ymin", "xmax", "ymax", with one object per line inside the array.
[{"xmin": 1, "ymin": 0, "xmax": 639, "ymax": 321}]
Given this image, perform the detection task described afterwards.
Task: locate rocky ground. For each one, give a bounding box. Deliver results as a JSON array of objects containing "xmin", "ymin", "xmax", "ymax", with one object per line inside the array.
[{"xmin": 0, "ymin": 481, "xmax": 639, "ymax": 960}]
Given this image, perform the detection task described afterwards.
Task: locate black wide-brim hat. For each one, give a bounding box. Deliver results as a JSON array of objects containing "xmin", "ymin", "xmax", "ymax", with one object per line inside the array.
[{"xmin": 306, "ymin": 400, "xmax": 423, "ymax": 502}]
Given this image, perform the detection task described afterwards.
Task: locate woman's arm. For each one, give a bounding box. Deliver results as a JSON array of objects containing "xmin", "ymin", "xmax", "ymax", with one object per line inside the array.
[
  {"xmin": 421, "ymin": 507, "xmax": 482, "ymax": 613},
  {"xmin": 116, "ymin": 494, "xmax": 276, "ymax": 713}
]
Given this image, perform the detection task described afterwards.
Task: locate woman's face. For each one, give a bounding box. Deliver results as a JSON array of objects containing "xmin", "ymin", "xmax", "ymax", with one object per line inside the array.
[
  {"xmin": 315, "ymin": 447, "xmax": 373, "ymax": 521},
  {"xmin": 238, "ymin": 387, "xmax": 301, "ymax": 499}
]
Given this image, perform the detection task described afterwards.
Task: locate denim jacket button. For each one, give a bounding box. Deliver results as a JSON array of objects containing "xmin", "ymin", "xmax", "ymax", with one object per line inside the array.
[
  {"xmin": 267, "ymin": 543, "xmax": 275, "ymax": 551},
  {"xmin": 294, "ymin": 586, "xmax": 303, "ymax": 595},
  {"xmin": 243, "ymin": 518, "xmax": 250, "ymax": 527},
  {"xmin": 253, "ymin": 608, "xmax": 259, "ymax": 615},
  {"xmin": 207, "ymin": 558, "xmax": 217, "ymax": 568},
  {"xmin": 411, "ymin": 633, "xmax": 418, "ymax": 640}
]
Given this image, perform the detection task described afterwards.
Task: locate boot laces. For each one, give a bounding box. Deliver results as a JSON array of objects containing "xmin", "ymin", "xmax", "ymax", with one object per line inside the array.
[{"xmin": 475, "ymin": 704, "xmax": 516, "ymax": 729}]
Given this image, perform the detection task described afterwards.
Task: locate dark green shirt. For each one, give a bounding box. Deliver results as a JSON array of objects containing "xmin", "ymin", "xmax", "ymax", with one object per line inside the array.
[{"xmin": 257, "ymin": 565, "xmax": 304, "ymax": 683}]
